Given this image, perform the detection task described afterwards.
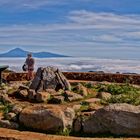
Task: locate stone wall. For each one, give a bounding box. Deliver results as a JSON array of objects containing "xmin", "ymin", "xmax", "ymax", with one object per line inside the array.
[
  {"xmin": 2, "ymin": 72, "xmax": 140, "ymax": 85},
  {"xmin": 63, "ymin": 72, "xmax": 140, "ymax": 84}
]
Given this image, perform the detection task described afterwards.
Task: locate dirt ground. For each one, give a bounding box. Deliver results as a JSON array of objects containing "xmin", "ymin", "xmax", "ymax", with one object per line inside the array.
[{"xmin": 0, "ymin": 128, "xmax": 139, "ymax": 140}]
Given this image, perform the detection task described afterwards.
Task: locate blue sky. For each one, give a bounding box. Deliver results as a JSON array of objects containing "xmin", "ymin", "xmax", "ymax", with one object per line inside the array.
[{"xmin": 0, "ymin": 0, "xmax": 140, "ymax": 58}]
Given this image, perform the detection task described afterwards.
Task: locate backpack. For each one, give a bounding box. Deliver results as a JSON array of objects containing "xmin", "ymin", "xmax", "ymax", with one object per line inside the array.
[{"xmin": 22, "ymin": 64, "xmax": 28, "ymax": 71}]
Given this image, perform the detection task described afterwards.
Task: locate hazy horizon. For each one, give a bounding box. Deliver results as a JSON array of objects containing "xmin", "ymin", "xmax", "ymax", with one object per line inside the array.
[
  {"xmin": 1, "ymin": 57, "xmax": 140, "ymax": 74},
  {"xmin": 1, "ymin": 47, "xmax": 140, "ymax": 60}
]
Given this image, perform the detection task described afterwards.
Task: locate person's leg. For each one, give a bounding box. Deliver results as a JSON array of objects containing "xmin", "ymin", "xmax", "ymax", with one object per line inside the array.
[
  {"xmin": 27, "ymin": 70, "xmax": 30, "ymax": 81},
  {"xmin": 28, "ymin": 70, "xmax": 34, "ymax": 80},
  {"xmin": 30, "ymin": 70, "xmax": 34, "ymax": 80}
]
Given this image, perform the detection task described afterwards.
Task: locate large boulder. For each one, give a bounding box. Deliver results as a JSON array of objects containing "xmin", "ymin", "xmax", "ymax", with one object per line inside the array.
[
  {"xmin": 19, "ymin": 105, "xmax": 75, "ymax": 133},
  {"xmin": 30, "ymin": 67, "xmax": 71, "ymax": 92},
  {"xmin": 81, "ymin": 103, "xmax": 140, "ymax": 136}
]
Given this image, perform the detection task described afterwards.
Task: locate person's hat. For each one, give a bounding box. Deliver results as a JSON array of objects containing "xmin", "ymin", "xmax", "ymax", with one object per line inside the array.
[{"xmin": 27, "ymin": 53, "xmax": 32, "ymax": 57}]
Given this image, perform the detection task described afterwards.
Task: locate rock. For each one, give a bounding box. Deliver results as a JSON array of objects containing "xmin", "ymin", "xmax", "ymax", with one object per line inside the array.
[
  {"xmin": 73, "ymin": 117, "xmax": 82, "ymax": 132},
  {"xmin": 73, "ymin": 104, "xmax": 81, "ymax": 111},
  {"xmin": 83, "ymin": 113, "xmax": 104, "ymax": 134},
  {"xmin": 9, "ymin": 82, "xmax": 22, "ymax": 89},
  {"xmin": 45, "ymin": 89, "xmax": 57, "ymax": 95},
  {"xmin": 82, "ymin": 103, "xmax": 140, "ymax": 136},
  {"xmin": 87, "ymin": 88, "xmax": 97, "ymax": 97},
  {"xmin": 12, "ymin": 105, "xmax": 23, "ymax": 115},
  {"xmin": 97, "ymin": 92, "xmax": 112, "ymax": 100},
  {"xmin": 30, "ymin": 67, "xmax": 71, "ymax": 92},
  {"xmin": 28, "ymin": 89, "xmax": 36, "ymax": 100},
  {"xmin": 19, "ymin": 90, "xmax": 28, "ymax": 98},
  {"xmin": 73, "ymin": 111, "xmax": 99, "ymax": 133},
  {"xmin": 19, "ymin": 105, "xmax": 75, "ymax": 133},
  {"xmin": 0, "ymin": 94, "xmax": 13, "ymax": 104},
  {"xmin": 63, "ymin": 107, "xmax": 75, "ymax": 129},
  {"xmin": 36, "ymin": 92, "xmax": 50, "ymax": 103},
  {"xmin": 57, "ymin": 89, "xmax": 65, "ymax": 94},
  {"xmin": 64, "ymin": 91, "xmax": 83, "ymax": 102},
  {"xmin": 7, "ymin": 88, "xmax": 17, "ymax": 96},
  {"xmin": 5, "ymin": 112, "xmax": 17, "ymax": 122},
  {"xmin": 74, "ymin": 84, "xmax": 88, "ymax": 96},
  {"xmin": 84, "ymin": 98, "xmax": 101, "ymax": 104},
  {"xmin": 49, "ymin": 95, "xmax": 64, "ymax": 104},
  {"xmin": 0, "ymin": 89, "xmax": 8, "ymax": 94},
  {"xmin": 0, "ymin": 119, "xmax": 19, "ymax": 129},
  {"xmin": 19, "ymin": 85, "xmax": 29, "ymax": 90}
]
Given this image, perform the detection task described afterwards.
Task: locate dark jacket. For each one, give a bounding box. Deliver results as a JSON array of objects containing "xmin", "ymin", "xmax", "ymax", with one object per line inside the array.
[{"xmin": 25, "ymin": 57, "xmax": 35, "ymax": 70}]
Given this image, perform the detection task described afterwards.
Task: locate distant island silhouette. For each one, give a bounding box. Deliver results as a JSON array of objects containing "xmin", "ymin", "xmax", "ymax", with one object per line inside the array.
[{"xmin": 0, "ymin": 48, "xmax": 68, "ymax": 58}]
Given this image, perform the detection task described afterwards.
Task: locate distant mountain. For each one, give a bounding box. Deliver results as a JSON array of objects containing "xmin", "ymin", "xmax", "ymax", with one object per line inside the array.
[{"xmin": 0, "ymin": 48, "xmax": 68, "ymax": 58}]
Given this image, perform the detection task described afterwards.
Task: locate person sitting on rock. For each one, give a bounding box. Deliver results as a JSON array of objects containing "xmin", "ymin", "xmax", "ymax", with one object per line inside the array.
[{"xmin": 25, "ymin": 53, "xmax": 35, "ymax": 80}]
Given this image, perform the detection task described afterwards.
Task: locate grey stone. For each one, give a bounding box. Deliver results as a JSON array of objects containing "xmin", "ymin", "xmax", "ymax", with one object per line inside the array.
[
  {"xmin": 82, "ymin": 103, "xmax": 140, "ymax": 136},
  {"xmin": 30, "ymin": 67, "xmax": 71, "ymax": 92}
]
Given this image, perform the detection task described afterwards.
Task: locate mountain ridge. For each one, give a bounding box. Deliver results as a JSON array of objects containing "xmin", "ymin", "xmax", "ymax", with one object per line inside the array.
[{"xmin": 0, "ymin": 48, "xmax": 68, "ymax": 58}]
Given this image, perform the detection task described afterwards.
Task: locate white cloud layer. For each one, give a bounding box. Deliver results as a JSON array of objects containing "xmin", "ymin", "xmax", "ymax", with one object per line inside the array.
[
  {"xmin": 0, "ymin": 10, "xmax": 140, "ymax": 57},
  {"xmin": 0, "ymin": 0, "xmax": 64, "ymax": 10}
]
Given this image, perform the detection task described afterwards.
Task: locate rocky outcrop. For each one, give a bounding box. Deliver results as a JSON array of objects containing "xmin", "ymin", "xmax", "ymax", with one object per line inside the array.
[
  {"xmin": 74, "ymin": 103, "xmax": 140, "ymax": 136},
  {"xmin": 30, "ymin": 67, "xmax": 71, "ymax": 92},
  {"xmin": 19, "ymin": 105, "xmax": 75, "ymax": 133}
]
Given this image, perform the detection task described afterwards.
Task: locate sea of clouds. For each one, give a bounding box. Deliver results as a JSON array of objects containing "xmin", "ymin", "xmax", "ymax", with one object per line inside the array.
[{"xmin": 1, "ymin": 57, "xmax": 140, "ymax": 74}]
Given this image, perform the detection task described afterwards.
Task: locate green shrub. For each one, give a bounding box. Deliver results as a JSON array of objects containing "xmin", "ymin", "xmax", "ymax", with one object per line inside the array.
[
  {"xmin": 84, "ymin": 82, "xmax": 94, "ymax": 88},
  {"xmin": 56, "ymin": 128, "xmax": 71, "ymax": 136},
  {"xmin": 94, "ymin": 83, "xmax": 140, "ymax": 105}
]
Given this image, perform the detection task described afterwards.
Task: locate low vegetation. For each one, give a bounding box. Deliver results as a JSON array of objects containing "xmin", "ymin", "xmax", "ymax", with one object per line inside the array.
[{"xmin": 84, "ymin": 82, "xmax": 140, "ymax": 105}]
